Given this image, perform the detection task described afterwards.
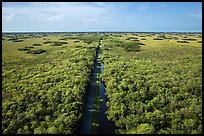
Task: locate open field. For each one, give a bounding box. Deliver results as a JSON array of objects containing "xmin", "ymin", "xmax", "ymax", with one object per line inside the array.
[{"xmin": 2, "ymin": 32, "xmax": 202, "ymax": 134}]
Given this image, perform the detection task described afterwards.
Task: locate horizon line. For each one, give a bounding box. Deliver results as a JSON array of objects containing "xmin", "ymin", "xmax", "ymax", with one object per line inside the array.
[{"xmin": 2, "ymin": 31, "xmax": 202, "ymax": 33}]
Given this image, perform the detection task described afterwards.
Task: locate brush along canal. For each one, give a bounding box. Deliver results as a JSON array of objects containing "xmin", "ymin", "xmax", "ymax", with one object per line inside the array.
[{"xmin": 80, "ymin": 38, "xmax": 116, "ymax": 134}]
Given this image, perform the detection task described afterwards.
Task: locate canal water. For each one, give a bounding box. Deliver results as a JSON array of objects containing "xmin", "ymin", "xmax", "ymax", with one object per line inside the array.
[
  {"xmin": 80, "ymin": 39, "xmax": 116, "ymax": 134},
  {"xmin": 97, "ymin": 62, "xmax": 116, "ymax": 134},
  {"xmin": 79, "ymin": 41, "xmax": 100, "ymax": 134}
]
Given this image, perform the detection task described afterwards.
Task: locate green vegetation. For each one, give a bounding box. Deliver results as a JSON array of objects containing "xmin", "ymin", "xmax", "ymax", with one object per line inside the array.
[
  {"xmin": 126, "ymin": 37, "xmax": 138, "ymax": 41},
  {"xmin": 2, "ymin": 33, "xmax": 98, "ymax": 134},
  {"xmin": 153, "ymin": 38, "xmax": 163, "ymax": 40},
  {"xmin": 18, "ymin": 46, "xmax": 34, "ymax": 51},
  {"xmin": 182, "ymin": 38, "xmax": 196, "ymax": 41},
  {"xmin": 33, "ymin": 44, "xmax": 42, "ymax": 46},
  {"xmin": 57, "ymin": 34, "xmax": 103, "ymax": 44},
  {"xmin": 77, "ymin": 34, "xmax": 103, "ymax": 44},
  {"xmin": 43, "ymin": 41, "xmax": 53, "ymax": 44},
  {"xmin": 101, "ymin": 33, "xmax": 202, "ymax": 134},
  {"xmin": 177, "ymin": 41, "xmax": 189, "ymax": 43},
  {"xmin": 18, "ymin": 46, "xmax": 46, "ymax": 54},
  {"xmin": 27, "ymin": 49, "xmax": 46, "ymax": 54},
  {"xmin": 2, "ymin": 32, "xmax": 202, "ymax": 134},
  {"xmin": 43, "ymin": 41, "xmax": 68, "ymax": 46},
  {"xmin": 123, "ymin": 42, "xmax": 141, "ymax": 52},
  {"xmin": 13, "ymin": 39, "xmax": 24, "ymax": 42},
  {"xmin": 52, "ymin": 42, "xmax": 68, "ymax": 46}
]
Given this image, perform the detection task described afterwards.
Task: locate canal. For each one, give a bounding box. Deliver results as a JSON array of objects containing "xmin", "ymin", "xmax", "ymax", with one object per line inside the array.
[{"xmin": 80, "ymin": 38, "xmax": 116, "ymax": 134}]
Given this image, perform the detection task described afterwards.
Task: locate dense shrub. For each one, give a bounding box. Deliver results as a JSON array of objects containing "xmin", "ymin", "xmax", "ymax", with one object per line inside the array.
[
  {"xmin": 182, "ymin": 38, "xmax": 196, "ymax": 41},
  {"xmin": 126, "ymin": 37, "xmax": 138, "ymax": 40},
  {"xmin": 101, "ymin": 34, "xmax": 202, "ymax": 134},
  {"xmin": 139, "ymin": 43, "xmax": 145, "ymax": 45},
  {"xmin": 18, "ymin": 46, "xmax": 34, "ymax": 51},
  {"xmin": 112, "ymin": 35, "xmax": 123, "ymax": 37},
  {"xmin": 59, "ymin": 38, "xmax": 67, "ymax": 40},
  {"xmin": 43, "ymin": 41, "xmax": 52, "ymax": 44},
  {"xmin": 177, "ymin": 41, "xmax": 189, "ymax": 43},
  {"xmin": 153, "ymin": 38, "xmax": 163, "ymax": 40},
  {"xmin": 27, "ymin": 49, "xmax": 46, "ymax": 54},
  {"xmin": 3, "ymin": 37, "xmax": 97, "ymax": 134},
  {"xmin": 172, "ymin": 37, "xmax": 178, "ymax": 40},
  {"xmin": 124, "ymin": 42, "xmax": 141, "ymax": 52},
  {"xmin": 43, "ymin": 41, "xmax": 68, "ymax": 46},
  {"xmin": 76, "ymin": 35, "xmax": 102, "ymax": 44},
  {"xmin": 13, "ymin": 40, "xmax": 24, "ymax": 42},
  {"xmin": 75, "ymin": 45, "xmax": 83, "ymax": 48},
  {"xmin": 33, "ymin": 44, "xmax": 42, "ymax": 46},
  {"xmin": 8, "ymin": 38, "xmax": 18, "ymax": 41}
]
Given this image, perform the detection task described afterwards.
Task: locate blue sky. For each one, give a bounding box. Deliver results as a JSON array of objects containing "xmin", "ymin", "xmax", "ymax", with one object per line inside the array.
[{"xmin": 2, "ymin": 2, "xmax": 202, "ymax": 32}]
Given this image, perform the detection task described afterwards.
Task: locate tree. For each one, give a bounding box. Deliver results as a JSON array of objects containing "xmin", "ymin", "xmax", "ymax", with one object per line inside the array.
[
  {"xmin": 46, "ymin": 126, "xmax": 58, "ymax": 134},
  {"xmin": 126, "ymin": 123, "xmax": 154, "ymax": 134}
]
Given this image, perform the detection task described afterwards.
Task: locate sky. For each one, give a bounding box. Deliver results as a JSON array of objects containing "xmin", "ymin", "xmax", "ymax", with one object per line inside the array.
[{"xmin": 2, "ymin": 2, "xmax": 202, "ymax": 32}]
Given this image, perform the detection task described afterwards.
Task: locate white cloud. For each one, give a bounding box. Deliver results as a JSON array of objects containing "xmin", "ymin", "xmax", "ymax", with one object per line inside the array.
[
  {"xmin": 2, "ymin": 14, "xmax": 14, "ymax": 24},
  {"xmin": 2, "ymin": 2, "xmax": 115, "ymax": 31},
  {"xmin": 2, "ymin": 3, "xmax": 110, "ymax": 23},
  {"xmin": 92, "ymin": 2, "xmax": 106, "ymax": 6},
  {"xmin": 47, "ymin": 14, "xmax": 66, "ymax": 22},
  {"xmin": 138, "ymin": 4, "xmax": 149, "ymax": 10},
  {"xmin": 187, "ymin": 13, "xmax": 202, "ymax": 19}
]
